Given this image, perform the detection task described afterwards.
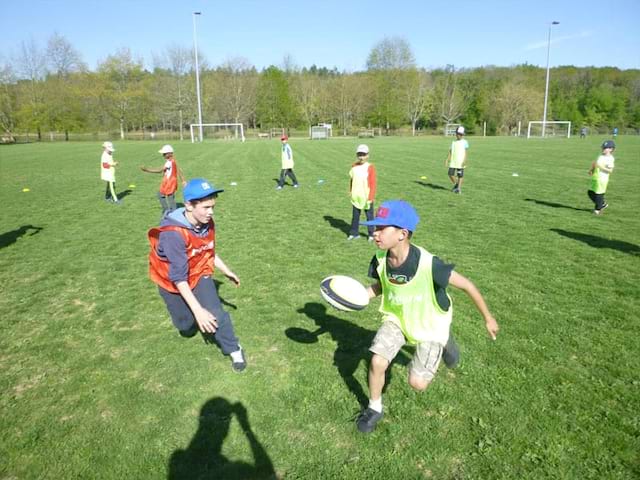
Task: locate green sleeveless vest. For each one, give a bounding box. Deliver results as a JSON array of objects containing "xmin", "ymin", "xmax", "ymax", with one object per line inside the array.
[{"xmin": 377, "ymin": 246, "xmax": 453, "ymax": 345}]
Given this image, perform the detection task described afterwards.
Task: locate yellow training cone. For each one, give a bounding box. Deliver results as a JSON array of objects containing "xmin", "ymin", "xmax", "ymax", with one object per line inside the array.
[{"xmin": 22, "ymin": 188, "xmax": 30, "ymax": 192}]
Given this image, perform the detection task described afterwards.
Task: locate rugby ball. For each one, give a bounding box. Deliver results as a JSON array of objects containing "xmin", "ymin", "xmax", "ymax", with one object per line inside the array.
[{"xmin": 320, "ymin": 275, "xmax": 369, "ymax": 312}]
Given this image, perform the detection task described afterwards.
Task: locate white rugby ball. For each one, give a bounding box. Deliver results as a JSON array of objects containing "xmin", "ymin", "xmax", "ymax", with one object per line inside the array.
[{"xmin": 320, "ymin": 275, "xmax": 370, "ymax": 312}]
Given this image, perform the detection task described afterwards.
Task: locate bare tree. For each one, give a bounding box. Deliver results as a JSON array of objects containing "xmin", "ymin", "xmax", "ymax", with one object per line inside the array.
[
  {"xmin": 46, "ymin": 32, "xmax": 86, "ymax": 77},
  {"xmin": 434, "ymin": 65, "xmax": 473, "ymax": 125},
  {"xmin": 14, "ymin": 38, "xmax": 48, "ymax": 139},
  {"xmin": 403, "ymin": 68, "xmax": 434, "ymax": 136},
  {"xmin": 327, "ymin": 73, "xmax": 369, "ymax": 136},
  {"xmin": 215, "ymin": 57, "xmax": 257, "ymax": 125}
]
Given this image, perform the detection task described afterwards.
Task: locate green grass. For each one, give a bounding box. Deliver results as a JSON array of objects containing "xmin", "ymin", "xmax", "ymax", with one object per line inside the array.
[{"xmin": 1, "ymin": 135, "xmax": 639, "ymax": 479}]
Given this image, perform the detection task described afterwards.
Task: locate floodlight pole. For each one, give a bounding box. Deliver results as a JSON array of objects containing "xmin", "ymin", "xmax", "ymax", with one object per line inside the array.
[
  {"xmin": 542, "ymin": 21, "xmax": 559, "ymax": 138},
  {"xmin": 193, "ymin": 12, "xmax": 203, "ymax": 142}
]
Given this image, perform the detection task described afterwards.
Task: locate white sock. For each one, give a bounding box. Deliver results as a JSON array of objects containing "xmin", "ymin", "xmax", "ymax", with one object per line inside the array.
[
  {"xmin": 368, "ymin": 398, "xmax": 382, "ymax": 413},
  {"xmin": 230, "ymin": 347, "xmax": 244, "ymax": 362}
]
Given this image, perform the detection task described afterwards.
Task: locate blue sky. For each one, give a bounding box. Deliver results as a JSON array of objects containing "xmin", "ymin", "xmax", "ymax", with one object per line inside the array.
[{"xmin": 2, "ymin": 0, "xmax": 639, "ymax": 72}]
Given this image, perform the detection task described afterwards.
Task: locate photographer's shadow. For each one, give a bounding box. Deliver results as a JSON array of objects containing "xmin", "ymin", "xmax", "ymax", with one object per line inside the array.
[
  {"xmin": 168, "ymin": 397, "xmax": 275, "ymax": 480},
  {"xmin": 288, "ymin": 302, "xmax": 409, "ymax": 407}
]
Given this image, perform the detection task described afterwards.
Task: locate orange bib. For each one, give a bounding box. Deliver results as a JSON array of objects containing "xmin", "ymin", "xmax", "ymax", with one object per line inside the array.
[{"xmin": 148, "ymin": 222, "xmax": 215, "ymax": 293}]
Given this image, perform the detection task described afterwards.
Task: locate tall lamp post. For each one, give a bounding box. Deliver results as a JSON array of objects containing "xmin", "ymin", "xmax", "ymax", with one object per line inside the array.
[
  {"xmin": 542, "ymin": 21, "xmax": 559, "ymax": 138},
  {"xmin": 192, "ymin": 11, "xmax": 203, "ymax": 142}
]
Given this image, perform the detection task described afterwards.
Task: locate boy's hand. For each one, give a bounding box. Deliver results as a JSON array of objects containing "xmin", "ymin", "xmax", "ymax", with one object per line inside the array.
[
  {"xmin": 194, "ymin": 307, "xmax": 218, "ymax": 333},
  {"xmin": 225, "ymin": 271, "xmax": 240, "ymax": 287},
  {"xmin": 484, "ymin": 315, "xmax": 499, "ymax": 340}
]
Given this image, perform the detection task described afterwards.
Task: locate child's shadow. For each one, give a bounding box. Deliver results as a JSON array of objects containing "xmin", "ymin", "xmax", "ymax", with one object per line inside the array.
[
  {"xmin": 168, "ymin": 397, "xmax": 275, "ymax": 480},
  {"xmin": 288, "ymin": 302, "xmax": 409, "ymax": 407},
  {"xmin": 323, "ymin": 215, "xmax": 351, "ymax": 236}
]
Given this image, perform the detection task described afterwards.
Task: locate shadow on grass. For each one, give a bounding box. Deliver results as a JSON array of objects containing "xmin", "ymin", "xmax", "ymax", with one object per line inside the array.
[
  {"xmin": 168, "ymin": 397, "xmax": 275, "ymax": 480},
  {"xmin": 289, "ymin": 302, "xmax": 409, "ymax": 407},
  {"xmin": 214, "ymin": 279, "xmax": 237, "ymax": 310},
  {"xmin": 525, "ymin": 198, "xmax": 591, "ymax": 212},
  {"xmin": 323, "ymin": 215, "xmax": 351, "ymax": 236},
  {"xmin": 0, "ymin": 224, "xmax": 43, "ymax": 249},
  {"xmin": 414, "ymin": 180, "xmax": 449, "ymax": 191},
  {"xmin": 117, "ymin": 189, "xmax": 133, "ymax": 199},
  {"xmin": 551, "ymin": 229, "xmax": 640, "ymax": 256}
]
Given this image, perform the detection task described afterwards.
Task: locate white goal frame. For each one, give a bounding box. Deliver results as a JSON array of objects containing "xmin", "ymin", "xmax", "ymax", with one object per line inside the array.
[
  {"xmin": 527, "ymin": 121, "xmax": 571, "ymax": 139},
  {"xmin": 190, "ymin": 123, "xmax": 246, "ymax": 143},
  {"xmin": 444, "ymin": 123, "xmax": 462, "ymax": 136},
  {"xmin": 310, "ymin": 125, "xmax": 330, "ymax": 140}
]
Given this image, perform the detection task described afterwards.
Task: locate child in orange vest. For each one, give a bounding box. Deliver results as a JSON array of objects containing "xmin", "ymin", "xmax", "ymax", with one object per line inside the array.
[
  {"xmin": 141, "ymin": 145, "xmax": 185, "ymax": 216},
  {"xmin": 148, "ymin": 178, "xmax": 246, "ymax": 372}
]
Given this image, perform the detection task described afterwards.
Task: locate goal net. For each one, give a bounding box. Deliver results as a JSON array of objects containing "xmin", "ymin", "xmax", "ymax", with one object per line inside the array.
[
  {"xmin": 444, "ymin": 123, "xmax": 462, "ymax": 136},
  {"xmin": 310, "ymin": 125, "xmax": 330, "ymax": 140},
  {"xmin": 527, "ymin": 121, "xmax": 571, "ymax": 139},
  {"xmin": 190, "ymin": 123, "xmax": 246, "ymax": 143}
]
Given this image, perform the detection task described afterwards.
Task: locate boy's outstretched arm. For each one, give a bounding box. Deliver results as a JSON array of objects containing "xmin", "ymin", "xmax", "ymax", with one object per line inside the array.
[
  {"xmin": 449, "ymin": 271, "xmax": 499, "ymax": 340},
  {"xmin": 367, "ymin": 281, "xmax": 382, "ymax": 298}
]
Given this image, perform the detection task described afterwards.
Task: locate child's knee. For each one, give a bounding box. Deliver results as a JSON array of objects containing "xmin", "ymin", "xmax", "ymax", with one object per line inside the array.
[
  {"xmin": 370, "ymin": 354, "xmax": 390, "ymax": 373},
  {"xmin": 408, "ymin": 374, "xmax": 431, "ymax": 392}
]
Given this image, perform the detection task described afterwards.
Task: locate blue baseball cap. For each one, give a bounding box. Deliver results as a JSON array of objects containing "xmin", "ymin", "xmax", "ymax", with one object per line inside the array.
[
  {"xmin": 602, "ymin": 140, "xmax": 615, "ymax": 149},
  {"xmin": 183, "ymin": 178, "xmax": 224, "ymax": 202},
  {"xmin": 361, "ymin": 200, "xmax": 420, "ymax": 232}
]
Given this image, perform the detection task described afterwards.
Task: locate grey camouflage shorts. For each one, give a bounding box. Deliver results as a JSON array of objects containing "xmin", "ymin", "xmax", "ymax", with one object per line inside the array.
[{"xmin": 370, "ymin": 320, "xmax": 443, "ymax": 382}]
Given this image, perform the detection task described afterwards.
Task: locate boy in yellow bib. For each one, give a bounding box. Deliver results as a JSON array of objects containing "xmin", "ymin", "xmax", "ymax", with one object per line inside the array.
[
  {"xmin": 446, "ymin": 126, "xmax": 468, "ymax": 194},
  {"xmin": 356, "ymin": 200, "xmax": 499, "ymax": 433},
  {"xmin": 587, "ymin": 140, "xmax": 615, "ymax": 215}
]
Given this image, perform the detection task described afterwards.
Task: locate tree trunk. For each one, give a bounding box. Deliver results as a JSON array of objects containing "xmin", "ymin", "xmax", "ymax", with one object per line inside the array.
[
  {"xmin": 120, "ymin": 117, "xmax": 125, "ymax": 140},
  {"xmin": 179, "ymin": 110, "xmax": 183, "ymax": 141}
]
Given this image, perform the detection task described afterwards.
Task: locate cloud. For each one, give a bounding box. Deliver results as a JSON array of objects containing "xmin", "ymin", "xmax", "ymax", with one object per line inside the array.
[{"xmin": 524, "ymin": 31, "xmax": 593, "ymax": 51}]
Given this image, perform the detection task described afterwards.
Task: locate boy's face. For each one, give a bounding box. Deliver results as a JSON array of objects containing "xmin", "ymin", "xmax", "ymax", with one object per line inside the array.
[
  {"xmin": 603, "ymin": 147, "xmax": 614, "ymax": 154},
  {"xmin": 356, "ymin": 153, "xmax": 368, "ymax": 163},
  {"xmin": 371, "ymin": 225, "xmax": 407, "ymax": 249},
  {"xmin": 186, "ymin": 196, "xmax": 216, "ymax": 225}
]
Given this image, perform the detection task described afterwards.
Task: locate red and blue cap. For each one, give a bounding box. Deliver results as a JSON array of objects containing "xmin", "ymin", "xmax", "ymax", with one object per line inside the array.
[
  {"xmin": 361, "ymin": 200, "xmax": 420, "ymax": 232},
  {"xmin": 183, "ymin": 178, "xmax": 224, "ymax": 202}
]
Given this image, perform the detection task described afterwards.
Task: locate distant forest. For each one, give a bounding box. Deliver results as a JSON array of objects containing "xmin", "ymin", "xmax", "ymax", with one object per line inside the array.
[{"xmin": 2, "ymin": 35, "xmax": 638, "ymax": 139}]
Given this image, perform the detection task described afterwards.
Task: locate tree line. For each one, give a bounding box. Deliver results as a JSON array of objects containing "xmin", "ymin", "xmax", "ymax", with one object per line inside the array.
[{"xmin": 1, "ymin": 35, "xmax": 638, "ymax": 141}]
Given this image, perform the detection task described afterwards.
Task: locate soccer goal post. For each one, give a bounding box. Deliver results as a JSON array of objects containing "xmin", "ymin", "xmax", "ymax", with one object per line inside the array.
[
  {"xmin": 444, "ymin": 123, "xmax": 462, "ymax": 136},
  {"xmin": 310, "ymin": 125, "xmax": 330, "ymax": 140},
  {"xmin": 527, "ymin": 121, "xmax": 571, "ymax": 139},
  {"xmin": 190, "ymin": 123, "xmax": 246, "ymax": 143}
]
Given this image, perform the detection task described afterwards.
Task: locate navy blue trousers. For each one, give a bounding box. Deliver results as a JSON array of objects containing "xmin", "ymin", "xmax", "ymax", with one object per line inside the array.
[{"xmin": 159, "ymin": 276, "xmax": 240, "ymax": 354}]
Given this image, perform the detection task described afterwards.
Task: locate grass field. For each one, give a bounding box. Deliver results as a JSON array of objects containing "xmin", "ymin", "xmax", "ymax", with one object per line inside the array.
[{"xmin": 1, "ymin": 135, "xmax": 639, "ymax": 479}]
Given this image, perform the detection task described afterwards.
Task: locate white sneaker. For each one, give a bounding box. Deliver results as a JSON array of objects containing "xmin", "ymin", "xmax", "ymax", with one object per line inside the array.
[
  {"xmin": 347, "ymin": 235, "xmax": 360, "ymax": 240},
  {"xmin": 276, "ymin": 186, "xmax": 283, "ymax": 190}
]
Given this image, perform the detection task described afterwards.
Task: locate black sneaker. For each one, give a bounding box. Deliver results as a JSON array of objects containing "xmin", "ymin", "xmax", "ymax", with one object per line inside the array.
[
  {"xmin": 231, "ymin": 349, "xmax": 247, "ymax": 373},
  {"xmin": 601, "ymin": 203, "xmax": 609, "ymax": 211},
  {"xmin": 442, "ymin": 334, "xmax": 460, "ymax": 368},
  {"xmin": 452, "ymin": 184, "xmax": 458, "ymax": 192},
  {"xmin": 356, "ymin": 407, "xmax": 383, "ymax": 433}
]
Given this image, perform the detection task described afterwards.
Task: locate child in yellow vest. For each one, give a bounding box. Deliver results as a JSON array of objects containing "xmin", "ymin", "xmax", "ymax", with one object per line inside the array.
[
  {"xmin": 446, "ymin": 126, "xmax": 468, "ymax": 194},
  {"xmin": 276, "ymin": 135, "xmax": 299, "ymax": 189},
  {"xmin": 588, "ymin": 140, "xmax": 615, "ymax": 215},
  {"xmin": 348, "ymin": 144, "xmax": 377, "ymax": 240},
  {"xmin": 356, "ymin": 200, "xmax": 499, "ymax": 433},
  {"xmin": 100, "ymin": 141, "xmax": 121, "ymax": 204}
]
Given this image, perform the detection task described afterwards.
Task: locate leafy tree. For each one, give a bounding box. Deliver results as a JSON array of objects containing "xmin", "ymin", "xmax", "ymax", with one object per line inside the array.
[
  {"xmin": 97, "ymin": 48, "xmax": 145, "ymax": 139},
  {"xmin": 255, "ymin": 66, "xmax": 296, "ymax": 129},
  {"xmin": 366, "ymin": 37, "xmax": 415, "ymax": 132}
]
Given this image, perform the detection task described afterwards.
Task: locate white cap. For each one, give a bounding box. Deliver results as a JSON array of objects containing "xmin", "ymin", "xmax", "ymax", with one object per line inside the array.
[
  {"xmin": 356, "ymin": 144, "xmax": 369, "ymax": 154},
  {"xmin": 158, "ymin": 144, "xmax": 174, "ymax": 154},
  {"xmin": 455, "ymin": 126, "xmax": 465, "ymax": 135},
  {"xmin": 102, "ymin": 141, "xmax": 115, "ymax": 152}
]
